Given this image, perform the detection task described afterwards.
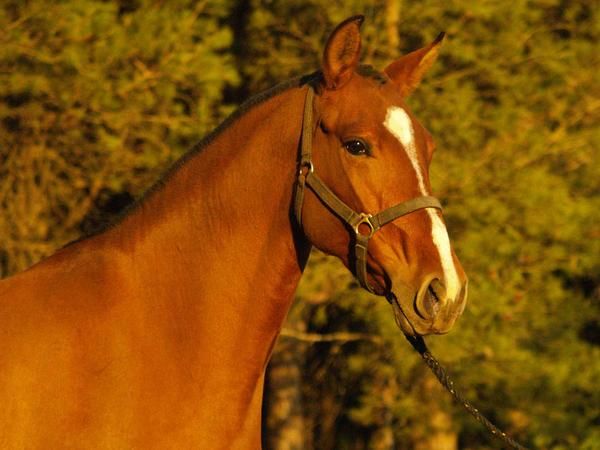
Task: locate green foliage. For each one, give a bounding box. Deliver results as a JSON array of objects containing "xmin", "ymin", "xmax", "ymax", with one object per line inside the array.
[
  {"xmin": 0, "ymin": 0, "xmax": 238, "ymax": 274},
  {"xmin": 1, "ymin": 1, "xmax": 598, "ymax": 448}
]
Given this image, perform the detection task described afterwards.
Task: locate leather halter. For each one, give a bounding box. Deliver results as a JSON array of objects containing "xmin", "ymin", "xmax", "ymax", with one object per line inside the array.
[{"xmin": 294, "ymin": 85, "xmax": 442, "ymax": 293}]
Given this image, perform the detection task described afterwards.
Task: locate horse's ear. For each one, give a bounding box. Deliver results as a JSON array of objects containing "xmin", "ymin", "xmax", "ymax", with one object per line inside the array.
[
  {"xmin": 384, "ymin": 32, "xmax": 445, "ymax": 97},
  {"xmin": 321, "ymin": 15, "xmax": 364, "ymax": 90}
]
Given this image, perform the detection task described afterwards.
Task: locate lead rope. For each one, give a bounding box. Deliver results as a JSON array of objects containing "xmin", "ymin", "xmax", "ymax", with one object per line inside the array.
[{"xmin": 403, "ymin": 333, "xmax": 529, "ymax": 450}]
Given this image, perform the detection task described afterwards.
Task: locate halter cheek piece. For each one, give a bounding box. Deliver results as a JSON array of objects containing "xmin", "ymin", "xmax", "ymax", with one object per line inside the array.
[{"xmin": 294, "ymin": 86, "xmax": 442, "ymax": 293}]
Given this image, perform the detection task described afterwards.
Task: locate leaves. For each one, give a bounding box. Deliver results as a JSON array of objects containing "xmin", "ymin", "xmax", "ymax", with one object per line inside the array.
[{"xmin": 0, "ymin": 0, "xmax": 239, "ymax": 274}]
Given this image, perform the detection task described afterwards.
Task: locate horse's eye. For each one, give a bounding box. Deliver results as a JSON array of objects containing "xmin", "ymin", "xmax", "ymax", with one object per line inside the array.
[{"xmin": 343, "ymin": 139, "xmax": 370, "ymax": 156}]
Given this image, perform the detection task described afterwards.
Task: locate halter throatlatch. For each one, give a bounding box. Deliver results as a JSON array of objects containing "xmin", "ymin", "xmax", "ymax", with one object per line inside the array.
[{"xmin": 294, "ymin": 86, "xmax": 442, "ymax": 293}]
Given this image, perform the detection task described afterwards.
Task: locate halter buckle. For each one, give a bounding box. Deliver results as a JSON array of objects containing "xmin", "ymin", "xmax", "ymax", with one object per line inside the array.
[{"xmin": 353, "ymin": 213, "xmax": 376, "ymax": 238}]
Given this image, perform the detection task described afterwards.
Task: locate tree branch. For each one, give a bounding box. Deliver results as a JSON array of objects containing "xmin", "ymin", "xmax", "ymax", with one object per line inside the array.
[{"xmin": 280, "ymin": 328, "xmax": 382, "ymax": 344}]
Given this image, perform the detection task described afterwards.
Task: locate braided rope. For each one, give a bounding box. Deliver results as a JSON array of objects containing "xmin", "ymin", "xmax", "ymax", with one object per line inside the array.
[{"xmin": 405, "ymin": 335, "xmax": 529, "ymax": 450}]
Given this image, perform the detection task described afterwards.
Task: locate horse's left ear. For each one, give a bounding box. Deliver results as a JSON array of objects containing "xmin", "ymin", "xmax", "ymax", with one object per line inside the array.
[
  {"xmin": 384, "ymin": 32, "xmax": 445, "ymax": 97},
  {"xmin": 322, "ymin": 15, "xmax": 364, "ymax": 90}
]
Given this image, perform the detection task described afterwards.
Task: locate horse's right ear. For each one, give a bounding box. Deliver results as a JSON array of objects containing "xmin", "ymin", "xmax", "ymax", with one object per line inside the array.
[{"xmin": 321, "ymin": 15, "xmax": 364, "ymax": 90}]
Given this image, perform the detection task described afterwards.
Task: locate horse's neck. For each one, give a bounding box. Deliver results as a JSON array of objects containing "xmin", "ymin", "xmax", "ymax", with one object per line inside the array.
[{"xmin": 104, "ymin": 85, "xmax": 310, "ymax": 376}]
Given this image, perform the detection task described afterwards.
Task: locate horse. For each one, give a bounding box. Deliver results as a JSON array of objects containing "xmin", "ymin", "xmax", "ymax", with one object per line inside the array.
[{"xmin": 0, "ymin": 16, "xmax": 467, "ymax": 449}]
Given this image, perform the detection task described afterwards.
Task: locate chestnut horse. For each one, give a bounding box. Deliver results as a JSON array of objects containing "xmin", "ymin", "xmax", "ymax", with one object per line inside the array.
[{"xmin": 0, "ymin": 16, "xmax": 467, "ymax": 449}]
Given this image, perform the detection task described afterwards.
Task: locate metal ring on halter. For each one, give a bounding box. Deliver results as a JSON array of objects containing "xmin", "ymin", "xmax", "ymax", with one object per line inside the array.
[
  {"xmin": 299, "ymin": 161, "xmax": 314, "ymax": 176},
  {"xmin": 352, "ymin": 213, "xmax": 376, "ymax": 238}
]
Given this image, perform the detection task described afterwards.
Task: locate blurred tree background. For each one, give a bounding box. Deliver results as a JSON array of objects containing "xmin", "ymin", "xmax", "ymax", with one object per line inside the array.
[{"xmin": 1, "ymin": 0, "xmax": 598, "ymax": 449}]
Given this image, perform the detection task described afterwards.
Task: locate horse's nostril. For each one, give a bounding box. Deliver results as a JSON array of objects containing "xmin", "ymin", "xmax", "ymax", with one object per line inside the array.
[
  {"xmin": 416, "ymin": 278, "xmax": 445, "ymax": 320},
  {"xmin": 429, "ymin": 278, "xmax": 446, "ymax": 304}
]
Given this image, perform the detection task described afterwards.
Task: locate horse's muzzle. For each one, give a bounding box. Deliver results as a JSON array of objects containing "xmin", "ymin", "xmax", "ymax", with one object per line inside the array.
[
  {"xmin": 418, "ymin": 277, "xmax": 468, "ymax": 334},
  {"xmin": 391, "ymin": 276, "xmax": 468, "ymax": 336}
]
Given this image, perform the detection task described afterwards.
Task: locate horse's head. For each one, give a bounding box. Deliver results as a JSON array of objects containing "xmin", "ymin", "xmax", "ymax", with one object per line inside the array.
[{"xmin": 299, "ymin": 16, "xmax": 467, "ymax": 336}]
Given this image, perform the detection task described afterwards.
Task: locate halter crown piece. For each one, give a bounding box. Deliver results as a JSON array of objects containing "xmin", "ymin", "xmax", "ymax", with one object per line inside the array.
[{"xmin": 294, "ymin": 86, "xmax": 442, "ymax": 293}]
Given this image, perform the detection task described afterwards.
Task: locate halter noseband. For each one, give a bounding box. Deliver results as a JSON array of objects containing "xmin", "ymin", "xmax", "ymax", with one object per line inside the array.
[{"xmin": 294, "ymin": 85, "xmax": 442, "ymax": 293}]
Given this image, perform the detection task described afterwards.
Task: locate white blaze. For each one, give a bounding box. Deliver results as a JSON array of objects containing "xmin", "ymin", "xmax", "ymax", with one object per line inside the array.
[{"xmin": 384, "ymin": 106, "xmax": 460, "ymax": 301}]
